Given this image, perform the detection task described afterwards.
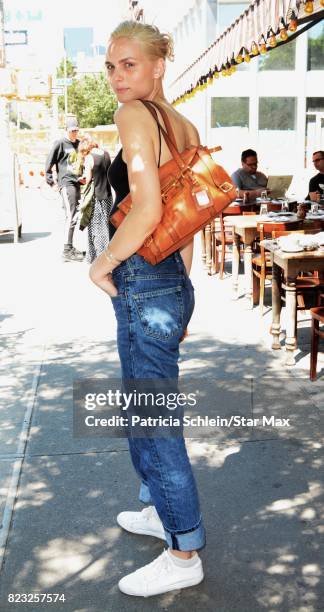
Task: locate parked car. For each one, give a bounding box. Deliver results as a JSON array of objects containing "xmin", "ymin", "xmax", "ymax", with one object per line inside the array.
[{"xmin": 0, "ymin": 143, "xmax": 22, "ymax": 242}]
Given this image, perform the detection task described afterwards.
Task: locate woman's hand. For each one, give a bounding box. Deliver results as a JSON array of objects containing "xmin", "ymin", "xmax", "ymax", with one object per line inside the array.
[{"xmin": 89, "ymin": 252, "xmax": 118, "ymax": 297}]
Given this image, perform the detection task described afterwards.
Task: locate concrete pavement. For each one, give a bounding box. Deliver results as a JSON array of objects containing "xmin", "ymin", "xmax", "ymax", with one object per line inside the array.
[{"xmin": 0, "ymin": 188, "xmax": 323, "ymax": 612}]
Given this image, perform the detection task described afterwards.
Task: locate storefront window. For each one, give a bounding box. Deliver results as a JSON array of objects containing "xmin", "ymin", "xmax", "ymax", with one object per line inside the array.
[
  {"xmin": 258, "ymin": 39, "xmax": 296, "ymax": 71},
  {"xmin": 307, "ymin": 21, "xmax": 324, "ymax": 70},
  {"xmin": 307, "ymin": 98, "xmax": 324, "ymax": 112},
  {"xmin": 259, "ymin": 97, "xmax": 296, "ymax": 130},
  {"xmin": 211, "ymin": 97, "xmax": 249, "ymax": 128}
]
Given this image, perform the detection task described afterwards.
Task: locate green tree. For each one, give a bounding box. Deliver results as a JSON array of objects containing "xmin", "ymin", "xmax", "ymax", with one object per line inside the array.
[
  {"xmin": 307, "ymin": 23, "xmax": 324, "ymax": 70},
  {"xmin": 56, "ymin": 58, "xmax": 76, "ymax": 78},
  {"xmin": 258, "ymin": 39, "xmax": 296, "ymax": 71},
  {"xmin": 58, "ymin": 72, "xmax": 117, "ymax": 127}
]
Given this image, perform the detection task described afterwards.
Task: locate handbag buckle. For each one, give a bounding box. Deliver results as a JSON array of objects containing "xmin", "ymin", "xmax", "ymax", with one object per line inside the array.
[{"xmin": 220, "ymin": 181, "xmax": 234, "ymax": 193}]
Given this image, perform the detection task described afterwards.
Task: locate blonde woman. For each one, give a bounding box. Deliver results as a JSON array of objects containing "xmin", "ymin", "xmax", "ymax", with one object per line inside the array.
[{"xmin": 89, "ymin": 21, "xmax": 205, "ymax": 597}]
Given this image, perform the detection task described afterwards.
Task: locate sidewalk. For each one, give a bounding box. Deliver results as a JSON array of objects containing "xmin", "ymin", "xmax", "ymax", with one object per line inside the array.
[{"xmin": 0, "ymin": 189, "xmax": 323, "ymax": 612}]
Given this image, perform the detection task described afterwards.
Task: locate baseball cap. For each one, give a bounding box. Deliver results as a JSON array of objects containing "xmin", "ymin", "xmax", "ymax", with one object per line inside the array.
[{"xmin": 66, "ymin": 117, "xmax": 79, "ymax": 131}]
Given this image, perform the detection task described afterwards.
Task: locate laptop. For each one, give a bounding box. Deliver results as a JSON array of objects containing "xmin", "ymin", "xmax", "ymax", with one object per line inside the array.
[{"xmin": 266, "ymin": 175, "xmax": 293, "ymax": 199}]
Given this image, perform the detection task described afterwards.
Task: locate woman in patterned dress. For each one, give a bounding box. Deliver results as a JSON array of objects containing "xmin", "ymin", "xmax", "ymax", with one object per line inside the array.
[{"xmin": 78, "ymin": 138, "xmax": 113, "ymax": 262}]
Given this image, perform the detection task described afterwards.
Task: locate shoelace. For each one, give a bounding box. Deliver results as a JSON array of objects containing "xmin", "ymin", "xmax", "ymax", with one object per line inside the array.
[
  {"xmin": 141, "ymin": 506, "xmax": 157, "ymax": 521},
  {"xmin": 140, "ymin": 550, "xmax": 172, "ymax": 582}
]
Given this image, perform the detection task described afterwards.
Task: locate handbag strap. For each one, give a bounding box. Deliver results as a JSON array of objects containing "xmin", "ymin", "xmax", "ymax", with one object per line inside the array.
[
  {"xmin": 143, "ymin": 100, "xmax": 177, "ymax": 146},
  {"xmin": 140, "ymin": 100, "xmax": 223, "ymax": 175},
  {"xmin": 139, "ymin": 100, "xmax": 187, "ymax": 171}
]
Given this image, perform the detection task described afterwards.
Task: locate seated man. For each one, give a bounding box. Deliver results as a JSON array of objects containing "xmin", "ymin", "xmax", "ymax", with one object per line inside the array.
[
  {"xmin": 307, "ymin": 151, "xmax": 324, "ymax": 202},
  {"xmin": 231, "ymin": 149, "xmax": 268, "ymax": 201}
]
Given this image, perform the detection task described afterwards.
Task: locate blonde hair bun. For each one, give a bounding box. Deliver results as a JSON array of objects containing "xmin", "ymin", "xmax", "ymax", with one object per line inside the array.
[{"xmin": 110, "ymin": 21, "xmax": 174, "ymax": 62}]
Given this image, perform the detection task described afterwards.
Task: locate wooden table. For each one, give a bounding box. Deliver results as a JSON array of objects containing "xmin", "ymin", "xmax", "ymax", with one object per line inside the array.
[
  {"xmin": 231, "ymin": 215, "xmax": 324, "ymax": 308},
  {"xmin": 267, "ymin": 247, "xmax": 324, "ymax": 365}
]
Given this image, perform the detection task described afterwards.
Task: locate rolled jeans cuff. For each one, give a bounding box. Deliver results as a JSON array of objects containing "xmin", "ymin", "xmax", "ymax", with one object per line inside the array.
[{"xmin": 164, "ymin": 519, "xmax": 206, "ymax": 552}]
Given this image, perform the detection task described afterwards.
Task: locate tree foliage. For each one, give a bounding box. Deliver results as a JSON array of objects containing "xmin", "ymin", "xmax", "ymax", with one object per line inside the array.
[
  {"xmin": 56, "ymin": 60, "xmax": 118, "ymax": 127},
  {"xmin": 307, "ymin": 24, "xmax": 324, "ymax": 70},
  {"xmin": 56, "ymin": 58, "xmax": 76, "ymax": 79},
  {"xmin": 258, "ymin": 39, "xmax": 296, "ymax": 71}
]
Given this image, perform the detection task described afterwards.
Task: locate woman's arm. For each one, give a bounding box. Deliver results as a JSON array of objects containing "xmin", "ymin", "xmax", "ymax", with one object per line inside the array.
[
  {"xmin": 109, "ymin": 102, "xmax": 163, "ymax": 252},
  {"xmin": 180, "ymin": 240, "xmax": 194, "ymax": 275},
  {"xmin": 89, "ymin": 101, "xmax": 163, "ymax": 294}
]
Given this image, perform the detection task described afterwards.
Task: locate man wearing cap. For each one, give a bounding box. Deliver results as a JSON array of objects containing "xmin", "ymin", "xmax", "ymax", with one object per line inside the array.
[{"xmin": 45, "ymin": 118, "xmax": 86, "ymax": 261}]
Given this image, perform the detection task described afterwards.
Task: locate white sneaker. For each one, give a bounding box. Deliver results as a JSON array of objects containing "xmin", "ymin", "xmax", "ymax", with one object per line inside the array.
[
  {"xmin": 118, "ymin": 549, "xmax": 204, "ymax": 597},
  {"xmin": 117, "ymin": 506, "xmax": 166, "ymax": 540}
]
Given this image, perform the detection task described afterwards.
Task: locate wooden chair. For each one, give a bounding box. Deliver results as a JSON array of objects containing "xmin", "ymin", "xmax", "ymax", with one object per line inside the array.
[
  {"xmin": 252, "ymin": 221, "xmax": 301, "ymax": 313},
  {"xmin": 213, "ymin": 205, "xmax": 256, "ymax": 279},
  {"xmin": 267, "ymin": 203, "xmax": 283, "ymax": 212},
  {"xmin": 200, "ymin": 221, "xmax": 218, "ymax": 276},
  {"xmin": 214, "ymin": 213, "xmax": 232, "ymax": 279},
  {"xmin": 310, "ymin": 306, "xmax": 324, "ymax": 381}
]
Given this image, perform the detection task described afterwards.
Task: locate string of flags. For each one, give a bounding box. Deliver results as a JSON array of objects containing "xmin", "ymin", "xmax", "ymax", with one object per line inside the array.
[{"xmin": 171, "ymin": 0, "xmax": 324, "ymax": 106}]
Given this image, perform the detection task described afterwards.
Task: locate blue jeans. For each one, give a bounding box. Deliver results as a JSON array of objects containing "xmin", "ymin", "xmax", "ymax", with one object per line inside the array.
[{"xmin": 111, "ymin": 251, "xmax": 206, "ymax": 551}]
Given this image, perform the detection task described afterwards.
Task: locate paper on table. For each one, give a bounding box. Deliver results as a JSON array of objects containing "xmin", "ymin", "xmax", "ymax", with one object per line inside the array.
[{"xmin": 266, "ymin": 175, "xmax": 293, "ymax": 198}]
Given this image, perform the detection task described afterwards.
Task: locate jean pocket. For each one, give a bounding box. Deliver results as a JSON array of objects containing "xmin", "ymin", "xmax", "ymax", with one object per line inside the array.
[{"xmin": 132, "ymin": 285, "xmax": 184, "ymax": 340}]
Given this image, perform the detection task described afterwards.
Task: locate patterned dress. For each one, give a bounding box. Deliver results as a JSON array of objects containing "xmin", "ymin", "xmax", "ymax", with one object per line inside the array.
[{"xmin": 87, "ymin": 195, "xmax": 113, "ymax": 263}]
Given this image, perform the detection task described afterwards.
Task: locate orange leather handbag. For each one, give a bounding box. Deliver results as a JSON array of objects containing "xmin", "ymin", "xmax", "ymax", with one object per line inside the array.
[{"xmin": 110, "ymin": 100, "xmax": 236, "ymax": 265}]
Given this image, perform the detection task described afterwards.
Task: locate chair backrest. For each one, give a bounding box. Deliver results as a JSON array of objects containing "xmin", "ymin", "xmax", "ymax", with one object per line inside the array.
[
  {"xmin": 222, "ymin": 205, "xmax": 244, "ymax": 215},
  {"xmin": 223, "ymin": 203, "xmax": 257, "ymax": 216},
  {"xmin": 304, "ymin": 220, "xmax": 323, "ymax": 231},
  {"xmin": 267, "ymin": 203, "xmax": 282, "ymax": 212},
  {"xmin": 257, "ymin": 220, "xmax": 301, "ymax": 241},
  {"xmin": 271, "ymin": 229, "xmax": 306, "ymax": 238}
]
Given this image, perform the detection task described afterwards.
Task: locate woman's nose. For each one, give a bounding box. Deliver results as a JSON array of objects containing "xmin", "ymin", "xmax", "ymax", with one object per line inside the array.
[{"xmin": 113, "ymin": 69, "xmax": 123, "ymax": 83}]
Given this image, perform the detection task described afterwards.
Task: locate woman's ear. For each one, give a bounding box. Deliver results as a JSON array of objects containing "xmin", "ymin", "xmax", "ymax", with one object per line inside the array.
[{"xmin": 154, "ymin": 58, "xmax": 165, "ymax": 79}]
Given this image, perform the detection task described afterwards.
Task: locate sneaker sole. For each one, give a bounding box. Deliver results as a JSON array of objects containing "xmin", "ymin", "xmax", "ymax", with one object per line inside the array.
[
  {"xmin": 119, "ymin": 570, "xmax": 204, "ymax": 597},
  {"xmin": 117, "ymin": 516, "xmax": 166, "ymax": 540},
  {"xmin": 62, "ymin": 258, "xmax": 84, "ymax": 262}
]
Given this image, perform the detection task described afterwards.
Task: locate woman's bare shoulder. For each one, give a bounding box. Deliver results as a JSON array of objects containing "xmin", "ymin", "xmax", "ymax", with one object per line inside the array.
[
  {"xmin": 185, "ymin": 120, "xmax": 200, "ymax": 146},
  {"xmin": 170, "ymin": 106, "xmax": 200, "ymax": 145},
  {"xmin": 114, "ymin": 100, "xmax": 147, "ymax": 125}
]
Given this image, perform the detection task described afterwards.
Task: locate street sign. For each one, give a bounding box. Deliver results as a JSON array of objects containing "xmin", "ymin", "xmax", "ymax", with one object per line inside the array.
[
  {"xmin": 51, "ymin": 87, "xmax": 64, "ymax": 95},
  {"xmin": 4, "ymin": 30, "xmax": 28, "ymax": 46},
  {"xmin": 56, "ymin": 78, "xmax": 73, "ymax": 87}
]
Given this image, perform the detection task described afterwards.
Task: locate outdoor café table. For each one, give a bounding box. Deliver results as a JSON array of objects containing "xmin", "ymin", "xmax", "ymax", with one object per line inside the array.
[
  {"xmin": 264, "ymin": 243, "xmax": 324, "ymax": 366},
  {"xmin": 231, "ymin": 215, "xmax": 323, "ymax": 308}
]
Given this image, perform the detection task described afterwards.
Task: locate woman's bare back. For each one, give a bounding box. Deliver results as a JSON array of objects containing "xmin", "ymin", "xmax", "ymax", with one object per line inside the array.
[{"xmin": 149, "ymin": 101, "xmax": 200, "ymax": 167}]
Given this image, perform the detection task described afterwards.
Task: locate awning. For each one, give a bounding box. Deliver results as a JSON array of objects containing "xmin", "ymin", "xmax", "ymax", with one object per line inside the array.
[{"xmin": 171, "ymin": 0, "xmax": 324, "ymax": 105}]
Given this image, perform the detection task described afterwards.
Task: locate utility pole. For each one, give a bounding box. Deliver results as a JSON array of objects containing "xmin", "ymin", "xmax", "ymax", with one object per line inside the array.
[
  {"xmin": 0, "ymin": 0, "xmax": 5, "ymax": 67},
  {"xmin": 63, "ymin": 33, "xmax": 68, "ymax": 123},
  {"xmin": 0, "ymin": 0, "xmax": 8, "ymax": 142}
]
